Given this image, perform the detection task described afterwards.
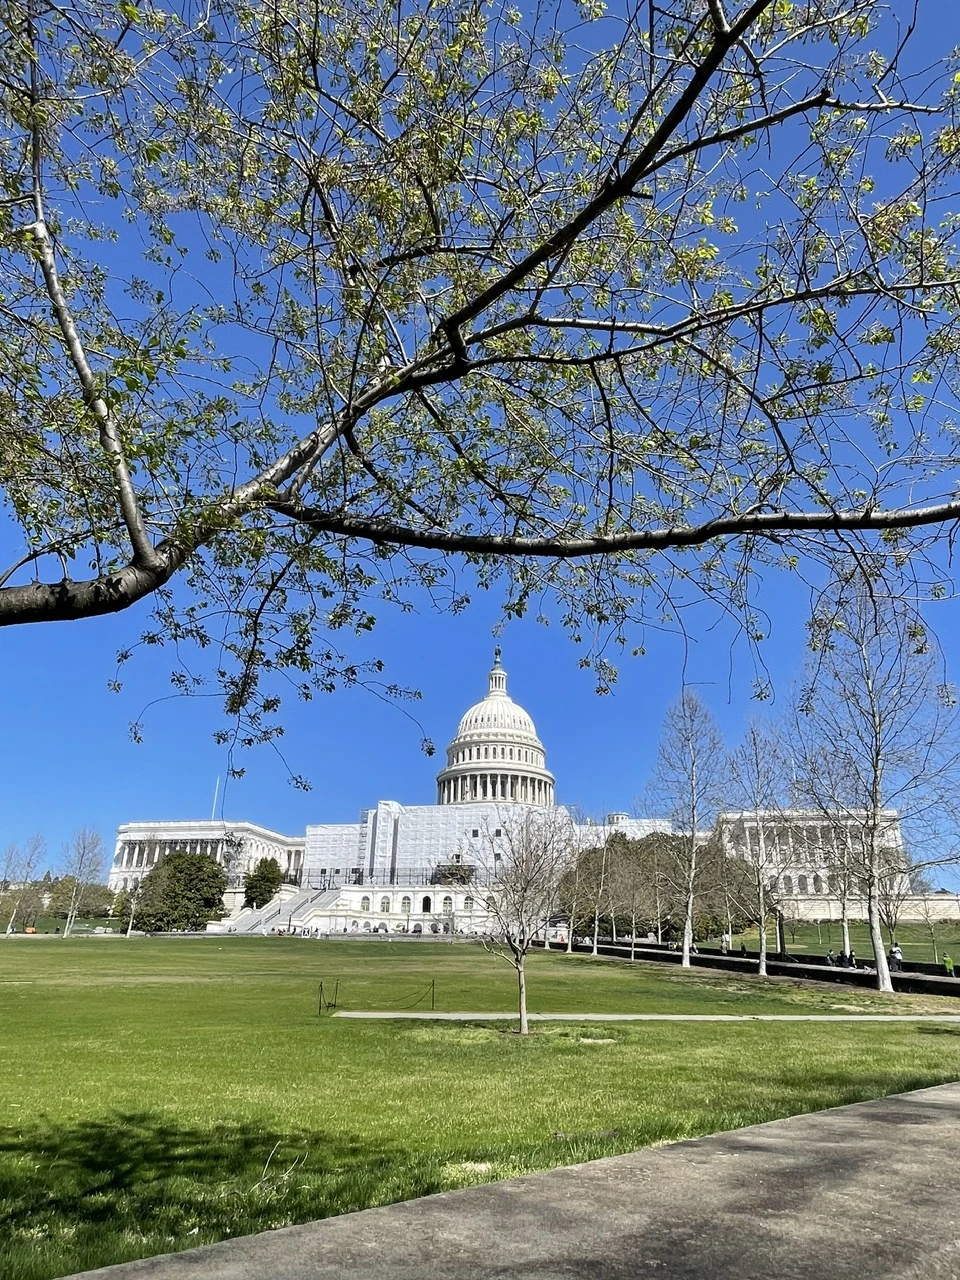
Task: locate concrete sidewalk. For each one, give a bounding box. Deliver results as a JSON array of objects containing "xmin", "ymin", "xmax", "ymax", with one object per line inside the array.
[{"xmin": 70, "ymin": 1082, "xmax": 960, "ymax": 1280}]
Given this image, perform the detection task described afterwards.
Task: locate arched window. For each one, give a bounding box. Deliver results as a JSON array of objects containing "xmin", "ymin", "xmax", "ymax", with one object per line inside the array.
[
  {"xmin": 442, "ymin": 895, "xmax": 453, "ymax": 913},
  {"xmin": 813, "ymin": 874, "xmax": 823, "ymax": 894},
  {"xmin": 422, "ymin": 895, "xmax": 432, "ymax": 913},
  {"xmin": 827, "ymin": 874, "xmax": 838, "ymax": 893},
  {"xmin": 380, "ymin": 896, "xmax": 390, "ymax": 913},
  {"xmin": 360, "ymin": 896, "xmax": 371, "ymax": 912},
  {"xmin": 768, "ymin": 876, "xmax": 777, "ymax": 891},
  {"xmin": 798, "ymin": 875, "xmax": 808, "ymax": 893},
  {"xmin": 401, "ymin": 896, "xmax": 412, "ymax": 913},
  {"xmin": 464, "ymin": 896, "xmax": 474, "ymax": 910},
  {"xmin": 782, "ymin": 875, "xmax": 793, "ymax": 895}
]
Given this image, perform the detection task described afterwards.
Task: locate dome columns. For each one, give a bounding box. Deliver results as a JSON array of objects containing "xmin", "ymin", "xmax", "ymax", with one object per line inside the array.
[{"xmin": 435, "ymin": 651, "xmax": 555, "ymax": 807}]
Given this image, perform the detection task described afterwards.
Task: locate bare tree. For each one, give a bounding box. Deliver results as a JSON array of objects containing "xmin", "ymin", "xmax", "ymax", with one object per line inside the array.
[
  {"xmin": 795, "ymin": 573, "xmax": 960, "ymax": 992},
  {"xmin": 477, "ymin": 809, "xmax": 575, "ymax": 1035},
  {"xmin": 1, "ymin": 836, "xmax": 45, "ymax": 936},
  {"xmin": 725, "ymin": 722, "xmax": 789, "ymax": 976},
  {"xmin": 59, "ymin": 829, "xmax": 106, "ymax": 937},
  {"xmin": 648, "ymin": 691, "xmax": 725, "ymax": 967}
]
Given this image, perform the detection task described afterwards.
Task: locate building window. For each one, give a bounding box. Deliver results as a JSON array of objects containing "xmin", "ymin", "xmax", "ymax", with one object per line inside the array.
[
  {"xmin": 472, "ymin": 829, "xmax": 479, "ymax": 838},
  {"xmin": 782, "ymin": 875, "xmax": 793, "ymax": 895},
  {"xmin": 360, "ymin": 896, "xmax": 371, "ymax": 912},
  {"xmin": 768, "ymin": 876, "xmax": 777, "ymax": 891},
  {"xmin": 464, "ymin": 896, "xmax": 474, "ymax": 910},
  {"xmin": 494, "ymin": 828, "xmax": 502, "ymax": 837},
  {"xmin": 798, "ymin": 875, "xmax": 808, "ymax": 894},
  {"xmin": 813, "ymin": 874, "xmax": 823, "ymax": 894},
  {"xmin": 380, "ymin": 896, "xmax": 390, "ymax": 913},
  {"xmin": 422, "ymin": 895, "xmax": 432, "ymax": 913},
  {"xmin": 442, "ymin": 895, "xmax": 453, "ymax": 913},
  {"xmin": 401, "ymin": 896, "xmax": 412, "ymax": 913}
]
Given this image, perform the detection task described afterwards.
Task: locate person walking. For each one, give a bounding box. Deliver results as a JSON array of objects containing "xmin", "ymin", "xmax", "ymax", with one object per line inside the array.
[{"xmin": 944, "ymin": 954, "xmax": 955, "ymax": 977}]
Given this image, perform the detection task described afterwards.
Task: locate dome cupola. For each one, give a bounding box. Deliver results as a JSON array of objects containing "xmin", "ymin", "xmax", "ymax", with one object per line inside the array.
[{"xmin": 436, "ymin": 649, "xmax": 555, "ymax": 806}]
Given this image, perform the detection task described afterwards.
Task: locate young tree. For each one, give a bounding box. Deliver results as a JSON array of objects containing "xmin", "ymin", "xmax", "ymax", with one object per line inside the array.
[
  {"xmin": 0, "ymin": 834, "xmax": 45, "ymax": 936},
  {"xmin": 1, "ymin": 835, "xmax": 45, "ymax": 936},
  {"xmin": 2, "ymin": 3, "xmax": 960, "ymax": 760},
  {"xmin": 58, "ymin": 830, "xmax": 106, "ymax": 937},
  {"xmin": 648, "ymin": 691, "xmax": 725, "ymax": 966},
  {"xmin": 795, "ymin": 574, "xmax": 960, "ymax": 992},
  {"xmin": 725, "ymin": 722, "xmax": 788, "ymax": 976},
  {"xmin": 477, "ymin": 809, "xmax": 574, "ymax": 1035},
  {"xmin": 135, "ymin": 852, "xmax": 227, "ymax": 933},
  {"xmin": 243, "ymin": 857, "xmax": 283, "ymax": 909}
]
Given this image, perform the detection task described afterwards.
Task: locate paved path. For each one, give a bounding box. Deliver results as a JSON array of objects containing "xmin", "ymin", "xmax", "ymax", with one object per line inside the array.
[
  {"xmin": 334, "ymin": 1009, "xmax": 960, "ymax": 1022},
  {"xmin": 70, "ymin": 1081, "xmax": 960, "ymax": 1279}
]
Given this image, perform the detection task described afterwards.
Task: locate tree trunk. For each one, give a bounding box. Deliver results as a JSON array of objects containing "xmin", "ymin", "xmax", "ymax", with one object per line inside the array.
[
  {"xmin": 681, "ymin": 885, "xmax": 695, "ymax": 967},
  {"xmin": 565, "ymin": 897, "xmax": 576, "ymax": 953},
  {"xmin": 591, "ymin": 900, "xmax": 600, "ymax": 955},
  {"xmin": 517, "ymin": 958, "xmax": 528, "ymax": 1035},
  {"xmin": 655, "ymin": 882, "xmax": 662, "ymax": 944},
  {"xmin": 867, "ymin": 886, "xmax": 894, "ymax": 993},
  {"xmin": 757, "ymin": 876, "xmax": 767, "ymax": 977},
  {"xmin": 841, "ymin": 894, "xmax": 851, "ymax": 957},
  {"xmin": 776, "ymin": 909, "xmax": 786, "ymax": 957}
]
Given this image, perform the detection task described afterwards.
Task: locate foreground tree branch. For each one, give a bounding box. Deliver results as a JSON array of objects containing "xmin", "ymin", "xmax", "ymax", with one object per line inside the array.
[{"xmin": 2, "ymin": 0, "xmax": 960, "ymax": 732}]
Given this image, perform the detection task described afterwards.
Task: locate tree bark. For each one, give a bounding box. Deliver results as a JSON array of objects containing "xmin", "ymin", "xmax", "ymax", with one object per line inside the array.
[
  {"xmin": 757, "ymin": 875, "xmax": 768, "ymax": 977},
  {"xmin": 517, "ymin": 959, "xmax": 528, "ymax": 1035}
]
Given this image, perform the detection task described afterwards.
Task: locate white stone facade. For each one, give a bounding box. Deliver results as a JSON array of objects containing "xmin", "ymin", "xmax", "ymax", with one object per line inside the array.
[
  {"xmin": 717, "ymin": 808, "xmax": 907, "ymax": 900},
  {"xmin": 109, "ymin": 820, "xmax": 305, "ymax": 914}
]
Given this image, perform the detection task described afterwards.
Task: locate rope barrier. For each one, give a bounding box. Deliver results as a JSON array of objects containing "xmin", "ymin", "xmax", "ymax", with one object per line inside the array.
[{"xmin": 317, "ymin": 978, "xmax": 436, "ymax": 1015}]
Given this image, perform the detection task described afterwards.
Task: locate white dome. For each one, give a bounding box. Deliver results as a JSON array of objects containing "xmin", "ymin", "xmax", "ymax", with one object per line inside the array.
[
  {"xmin": 436, "ymin": 650, "xmax": 555, "ymax": 806},
  {"xmin": 455, "ymin": 694, "xmax": 539, "ymax": 741}
]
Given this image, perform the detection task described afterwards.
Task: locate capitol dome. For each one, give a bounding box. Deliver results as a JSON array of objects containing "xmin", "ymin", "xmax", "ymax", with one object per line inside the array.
[{"xmin": 436, "ymin": 650, "xmax": 555, "ymax": 806}]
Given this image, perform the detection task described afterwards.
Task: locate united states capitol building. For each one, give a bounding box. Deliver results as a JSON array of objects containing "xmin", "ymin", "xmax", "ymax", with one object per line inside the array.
[
  {"xmin": 108, "ymin": 651, "xmax": 669, "ymax": 935},
  {"xmin": 108, "ymin": 652, "xmax": 920, "ymax": 934}
]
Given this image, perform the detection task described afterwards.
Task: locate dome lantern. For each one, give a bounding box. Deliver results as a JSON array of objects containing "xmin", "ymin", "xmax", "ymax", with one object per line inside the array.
[{"xmin": 435, "ymin": 651, "xmax": 555, "ymax": 806}]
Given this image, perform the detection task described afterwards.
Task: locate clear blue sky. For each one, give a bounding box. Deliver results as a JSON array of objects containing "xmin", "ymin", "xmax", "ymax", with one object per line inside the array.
[
  {"xmin": 2, "ymin": 2, "xmax": 959, "ymax": 871},
  {"xmin": 4, "ymin": 552, "xmax": 959, "ymax": 869}
]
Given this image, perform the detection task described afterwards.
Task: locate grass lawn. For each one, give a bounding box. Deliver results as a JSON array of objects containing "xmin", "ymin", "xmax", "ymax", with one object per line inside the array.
[
  {"xmin": 3, "ymin": 938, "xmax": 960, "ymax": 1280},
  {"xmin": 732, "ymin": 919, "xmax": 960, "ymax": 965}
]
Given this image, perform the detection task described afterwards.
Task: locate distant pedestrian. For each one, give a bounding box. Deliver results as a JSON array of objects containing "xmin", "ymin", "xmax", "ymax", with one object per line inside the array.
[
  {"xmin": 720, "ymin": 938, "xmax": 728, "ymax": 955},
  {"xmin": 891, "ymin": 944, "xmax": 903, "ymax": 971},
  {"xmin": 740, "ymin": 942, "xmax": 747, "ymax": 957},
  {"xmin": 945, "ymin": 954, "xmax": 955, "ymax": 977},
  {"xmin": 849, "ymin": 950, "xmax": 857, "ymax": 969},
  {"xmin": 826, "ymin": 949, "xmax": 836, "ymax": 966}
]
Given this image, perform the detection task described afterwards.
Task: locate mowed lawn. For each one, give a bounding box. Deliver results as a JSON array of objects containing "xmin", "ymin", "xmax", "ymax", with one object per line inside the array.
[
  {"xmin": 3, "ymin": 941, "xmax": 960, "ymax": 1280},
  {"xmin": 732, "ymin": 919, "xmax": 960, "ymax": 965}
]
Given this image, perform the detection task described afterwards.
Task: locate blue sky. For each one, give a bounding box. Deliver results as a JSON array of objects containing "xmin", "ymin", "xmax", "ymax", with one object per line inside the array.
[{"xmin": 5, "ymin": 550, "xmax": 956, "ymax": 867}]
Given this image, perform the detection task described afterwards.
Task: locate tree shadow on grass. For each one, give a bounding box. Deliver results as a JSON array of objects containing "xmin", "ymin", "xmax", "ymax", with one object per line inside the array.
[{"xmin": 0, "ymin": 1113, "xmax": 448, "ymax": 1280}]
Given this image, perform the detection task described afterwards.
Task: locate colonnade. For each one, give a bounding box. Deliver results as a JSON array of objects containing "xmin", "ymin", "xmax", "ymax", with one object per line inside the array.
[{"xmin": 437, "ymin": 773, "xmax": 554, "ymax": 805}]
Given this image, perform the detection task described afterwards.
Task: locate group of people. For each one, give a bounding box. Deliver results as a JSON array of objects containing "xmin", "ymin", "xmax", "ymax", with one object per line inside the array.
[{"xmin": 825, "ymin": 949, "xmax": 862, "ymax": 969}]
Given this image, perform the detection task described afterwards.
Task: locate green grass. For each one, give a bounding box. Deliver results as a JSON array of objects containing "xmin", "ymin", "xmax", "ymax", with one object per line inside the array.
[
  {"xmin": 733, "ymin": 919, "xmax": 960, "ymax": 965},
  {"xmin": 3, "ymin": 938, "xmax": 960, "ymax": 1280},
  {"xmin": 19, "ymin": 917, "xmax": 120, "ymax": 936}
]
